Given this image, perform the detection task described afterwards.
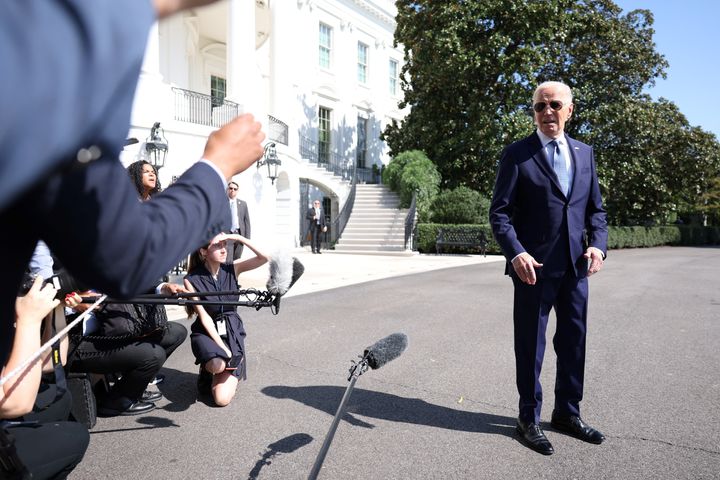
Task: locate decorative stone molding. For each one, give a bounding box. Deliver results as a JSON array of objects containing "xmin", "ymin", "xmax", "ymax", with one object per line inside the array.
[{"xmin": 348, "ymin": 0, "xmax": 396, "ymax": 27}]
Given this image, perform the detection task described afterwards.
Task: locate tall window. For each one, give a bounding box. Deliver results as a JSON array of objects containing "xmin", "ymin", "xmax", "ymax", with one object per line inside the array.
[
  {"xmin": 388, "ymin": 59, "xmax": 398, "ymax": 96},
  {"xmin": 319, "ymin": 23, "xmax": 332, "ymax": 69},
  {"xmin": 357, "ymin": 42, "xmax": 369, "ymax": 84},
  {"xmin": 318, "ymin": 107, "xmax": 331, "ymax": 164},
  {"xmin": 356, "ymin": 116, "xmax": 367, "ymax": 168},
  {"xmin": 210, "ymin": 75, "xmax": 226, "ymax": 107}
]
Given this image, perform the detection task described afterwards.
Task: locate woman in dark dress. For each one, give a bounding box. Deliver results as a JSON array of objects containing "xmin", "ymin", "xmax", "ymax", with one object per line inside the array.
[{"xmin": 184, "ymin": 232, "xmax": 268, "ymax": 406}]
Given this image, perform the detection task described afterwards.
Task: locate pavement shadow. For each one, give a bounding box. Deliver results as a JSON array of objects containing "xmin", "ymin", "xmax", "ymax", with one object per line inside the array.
[
  {"xmin": 262, "ymin": 385, "xmax": 516, "ymax": 437},
  {"xmin": 247, "ymin": 433, "xmax": 314, "ymax": 480},
  {"xmin": 155, "ymin": 367, "xmax": 201, "ymax": 412}
]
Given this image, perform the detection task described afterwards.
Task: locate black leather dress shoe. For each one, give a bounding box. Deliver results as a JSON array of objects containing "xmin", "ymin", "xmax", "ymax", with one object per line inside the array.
[
  {"xmin": 98, "ymin": 400, "xmax": 156, "ymax": 417},
  {"xmin": 141, "ymin": 390, "xmax": 163, "ymax": 402},
  {"xmin": 551, "ymin": 411, "xmax": 605, "ymax": 444},
  {"xmin": 516, "ymin": 419, "xmax": 554, "ymax": 455}
]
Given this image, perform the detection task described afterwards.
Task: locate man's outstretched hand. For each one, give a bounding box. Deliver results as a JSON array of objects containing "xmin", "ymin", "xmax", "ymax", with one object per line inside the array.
[{"xmin": 203, "ymin": 114, "xmax": 266, "ymax": 181}]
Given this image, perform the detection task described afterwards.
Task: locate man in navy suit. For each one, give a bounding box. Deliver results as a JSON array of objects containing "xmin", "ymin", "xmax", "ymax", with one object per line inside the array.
[
  {"xmin": 490, "ymin": 81, "xmax": 608, "ymax": 455},
  {"xmin": 226, "ymin": 181, "xmax": 252, "ymax": 262},
  {"xmin": 0, "ymin": 0, "xmax": 263, "ymax": 365}
]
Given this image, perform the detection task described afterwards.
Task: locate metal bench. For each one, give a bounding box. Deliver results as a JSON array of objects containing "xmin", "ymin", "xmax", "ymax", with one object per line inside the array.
[{"xmin": 435, "ymin": 227, "xmax": 488, "ymax": 256}]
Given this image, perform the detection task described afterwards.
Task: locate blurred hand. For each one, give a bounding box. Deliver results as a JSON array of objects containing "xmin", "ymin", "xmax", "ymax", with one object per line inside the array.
[
  {"xmin": 511, "ymin": 252, "xmax": 543, "ymax": 285},
  {"xmin": 66, "ymin": 290, "xmax": 97, "ymax": 313},
  {"xmin": 203, "ymin": 114, "xmax": 265, "ymax": 181},
  {"xmin": 15, "ymin": 276, "xmax": 59, "ymax": 326},
  {"xmin": 63, "ymin": 292, "xmax": 82, "ymax": 309},
  {"xmin": 152, "ymin": 0, "xmax": 221, "ymax": 18},
  {"xmin": 161, "ymin": 283, "xmax": 189, "ymax": 295}
]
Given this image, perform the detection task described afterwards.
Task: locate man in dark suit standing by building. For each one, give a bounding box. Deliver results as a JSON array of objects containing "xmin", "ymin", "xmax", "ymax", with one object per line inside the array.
[
  {"xmin": 306, "ymin": 200, "xmax": 327, "ymax": 254},
  {"xmin": 226, "ymin": 181, "xmax": 251, "ymax": 262},
  {"xmin": 489, "ymin": 81, "xmax": 608, "ymax": 455}
]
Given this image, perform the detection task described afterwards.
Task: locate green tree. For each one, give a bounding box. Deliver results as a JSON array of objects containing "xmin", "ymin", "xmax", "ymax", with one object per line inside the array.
[
  {"xmin": 582, "ymin": 96, "xmax": 720, "ymax": 224},
  {"xmin": 386, "ymin": 0, "xmax": 720, "ymax": 224}
]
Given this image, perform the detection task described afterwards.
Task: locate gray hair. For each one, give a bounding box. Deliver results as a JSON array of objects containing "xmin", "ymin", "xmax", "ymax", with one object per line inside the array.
[{"xmin": 533, "ymin": 81, "xmax": 573, "ymax": 103}]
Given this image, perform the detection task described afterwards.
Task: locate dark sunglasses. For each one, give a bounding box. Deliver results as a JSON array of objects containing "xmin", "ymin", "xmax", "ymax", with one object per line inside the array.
[
  {"xmin": 228, "ymin": 187, "xmax": 238, "ymax": 191},
  {"xmin": 532, "ymin": 100, "xmax": 564, "ymax": 112}
]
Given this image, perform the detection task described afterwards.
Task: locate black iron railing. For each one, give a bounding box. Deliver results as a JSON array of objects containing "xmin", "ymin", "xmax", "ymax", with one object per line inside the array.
[
  {"xmin": 299, "ymin": 135, "xmax": 353, "ymax": 180},
  {"xmin": 173, "ymin": 87, "xmax": 239, "ymax": 127},
  {"xmin": 404, "ymin": 191, "xmax": 418, "ymax": 250},
  {"xmin": 268, "ymin": 114, "xmax": 288, "ymax": 145}
]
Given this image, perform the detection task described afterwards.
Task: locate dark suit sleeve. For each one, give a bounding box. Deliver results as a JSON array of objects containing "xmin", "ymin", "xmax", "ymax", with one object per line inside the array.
[
  {"xmin": 585, "ymin": 149, "xmax": 608, "ymax": 256},
  {"xmin": 239, "ymin": 200, "xmax": 251, "ymax": 239},
  {"xmin": 0, "ymin": 0, "xmax": 155, "ymax": 211},
  {"xmin": 33, "ymin": 159, "xmax": 230, "ymax": 298},
  {"xmin": 489, "ymin": 146, "xmax": 525, "ymax": 261}
]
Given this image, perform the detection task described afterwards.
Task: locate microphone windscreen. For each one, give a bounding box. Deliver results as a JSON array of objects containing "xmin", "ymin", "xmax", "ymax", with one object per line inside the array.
[
  {"xmin": 364, "ymin": 333, "xmax": 408, "ymax": 370},
  {"xmin": 267, "ymin": 252, "xmax": 304, "ymax": 296}
]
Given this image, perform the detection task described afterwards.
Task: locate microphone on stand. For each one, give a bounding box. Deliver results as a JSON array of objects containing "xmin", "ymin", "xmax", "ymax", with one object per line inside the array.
[
  {"xmin": 308, "ymin": 333, "xmax": 408, "ymax": 480},
  {"xmin": 267, "ymin": 251, "xmax": 305, "ymax": 312},
  {"xmin": 363, "ymin": 333, "xmax": 408, "ymax": 370}
]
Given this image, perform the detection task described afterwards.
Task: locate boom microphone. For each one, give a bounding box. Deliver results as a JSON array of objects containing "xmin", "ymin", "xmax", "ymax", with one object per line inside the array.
[
  {"xmin": 266, "ymin": 251, "xmax": 304, "ymax": 296},
  {"xmin": 363, "ymin": 333, "xmax": 408, "ymax": 370},
  {"xmin": 308, "ymin": 332, "xmax": 409, "ymax": 480}
]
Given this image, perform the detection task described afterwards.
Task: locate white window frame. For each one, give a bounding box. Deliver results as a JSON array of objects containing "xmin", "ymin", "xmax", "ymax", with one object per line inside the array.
[
  {"xmin": 389, "ymin": 59, "xmax": 399, "ymax": 96},
  {"xmin": 319, "ymin": 23, "xmax": 332, "ymax": 69},
  {"xmin": 357, "ymin": 42, "xmax": 369, "ymax": 84},
  {"xmin": 318, "ymin": 106, "xmax": 332, "ymax": 163}
]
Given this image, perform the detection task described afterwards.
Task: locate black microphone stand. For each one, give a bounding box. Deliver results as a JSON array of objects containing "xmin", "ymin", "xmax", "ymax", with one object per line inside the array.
[
  {"xmin": 308, "ymin": 356, "xmax": 370, "ymax": 480},
  {"xmin": 80, "ymin": 288, "xmax": 282, "ymax": 313}
]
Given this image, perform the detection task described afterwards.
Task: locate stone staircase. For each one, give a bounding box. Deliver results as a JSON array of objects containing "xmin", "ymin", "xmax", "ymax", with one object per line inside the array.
[{"xmin": 333, "ymin": 184, "xmax": 413, "ymax": 256}]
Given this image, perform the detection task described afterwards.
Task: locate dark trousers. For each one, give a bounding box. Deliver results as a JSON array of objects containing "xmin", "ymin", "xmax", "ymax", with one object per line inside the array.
[
  {"xmin": 66, "ymin": 322, "xmax": 187, "ymax": 404},
  {"xmin": 5, "ymin": 385, "xmax": 89, "ymax": 480},
  {"xmin": 225, "ymin": 233, "xmax": 244, "ymax": 264},
  {"xmin": 7, "ymin": 421, "xmax": 89, "ymax": 480},
  {"xmin": 512, "ymin": 271, "xmax": 588, "ymax": 423},
  {"xmin": 309, "ymin": 224, "xmax": 323, "ymax": 252}
]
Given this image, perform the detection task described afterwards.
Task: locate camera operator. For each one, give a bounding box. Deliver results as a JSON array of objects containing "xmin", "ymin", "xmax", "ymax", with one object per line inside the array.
[{"xmin": 1, "ymin": 277, "xmax": 89, "ymax": 480}]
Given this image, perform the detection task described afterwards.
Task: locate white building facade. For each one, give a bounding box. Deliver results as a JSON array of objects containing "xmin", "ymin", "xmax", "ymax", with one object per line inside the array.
[{"xmin": 123, "ymin": 0, "xmax": 407, "ymax": 252}]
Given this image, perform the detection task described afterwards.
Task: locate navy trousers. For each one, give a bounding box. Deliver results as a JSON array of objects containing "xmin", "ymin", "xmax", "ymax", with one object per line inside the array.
[{"xmin": 512, "ymin": 271, "xmax": 588, "ymax": 424}]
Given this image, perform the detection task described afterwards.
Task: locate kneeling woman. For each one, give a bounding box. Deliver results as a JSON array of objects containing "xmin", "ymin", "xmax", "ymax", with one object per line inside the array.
[{"xmin": 184, "ymin": 233, "xmax": 268, "ymax": 406}]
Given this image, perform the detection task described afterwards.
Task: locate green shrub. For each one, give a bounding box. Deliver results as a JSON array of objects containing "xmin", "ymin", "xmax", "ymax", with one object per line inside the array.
[
  {"xmin": 382, "ymin": 150, "xmax": 417, "ymax": 191},
  {"xmin": 414, "ymin": 224, "xmax": 719, "ymax": 255},
  {"xmin": 602, "ymin": 225, "xmax": 720, "ymax": 248},
  {"xmin": 399, "ymin": 155, "xmax": 440, "ymax": 222},
  {"xmin": 430, "ymin": 186, "xmax": 489, "ymax": 224}
]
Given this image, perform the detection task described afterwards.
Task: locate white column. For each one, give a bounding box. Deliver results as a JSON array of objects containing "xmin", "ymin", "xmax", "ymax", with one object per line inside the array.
[
  {"xmin": 141, "ymin": 22, "xmax": 162, "ymax": 79},
  {"xmin": 227, "ymin": 0, "xmax": 257, "ymax": 114}
]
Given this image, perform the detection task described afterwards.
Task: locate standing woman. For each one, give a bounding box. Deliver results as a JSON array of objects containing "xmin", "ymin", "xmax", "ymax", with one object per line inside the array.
[
  {"xmin": 127, "ymin": 160, "xmax": 161, "ymax": 201},
  {"xmin": 184, "ymin": 233, "xmax": 269, "ymax": 406},
  {"xmin": 126, "ymin": 159, "xmax": 188, "ymax": 389}
]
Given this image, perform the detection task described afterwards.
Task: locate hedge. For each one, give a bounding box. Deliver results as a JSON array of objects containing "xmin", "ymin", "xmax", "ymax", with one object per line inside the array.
[{"xmin": 415, "ymin": 224, "xmax": 720, "ymax": 254}]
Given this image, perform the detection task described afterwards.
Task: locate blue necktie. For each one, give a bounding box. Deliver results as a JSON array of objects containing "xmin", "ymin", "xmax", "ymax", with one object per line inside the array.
[{"xmin": 550, "ymin": 140, "xmax": 570, "ymax": 196}]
